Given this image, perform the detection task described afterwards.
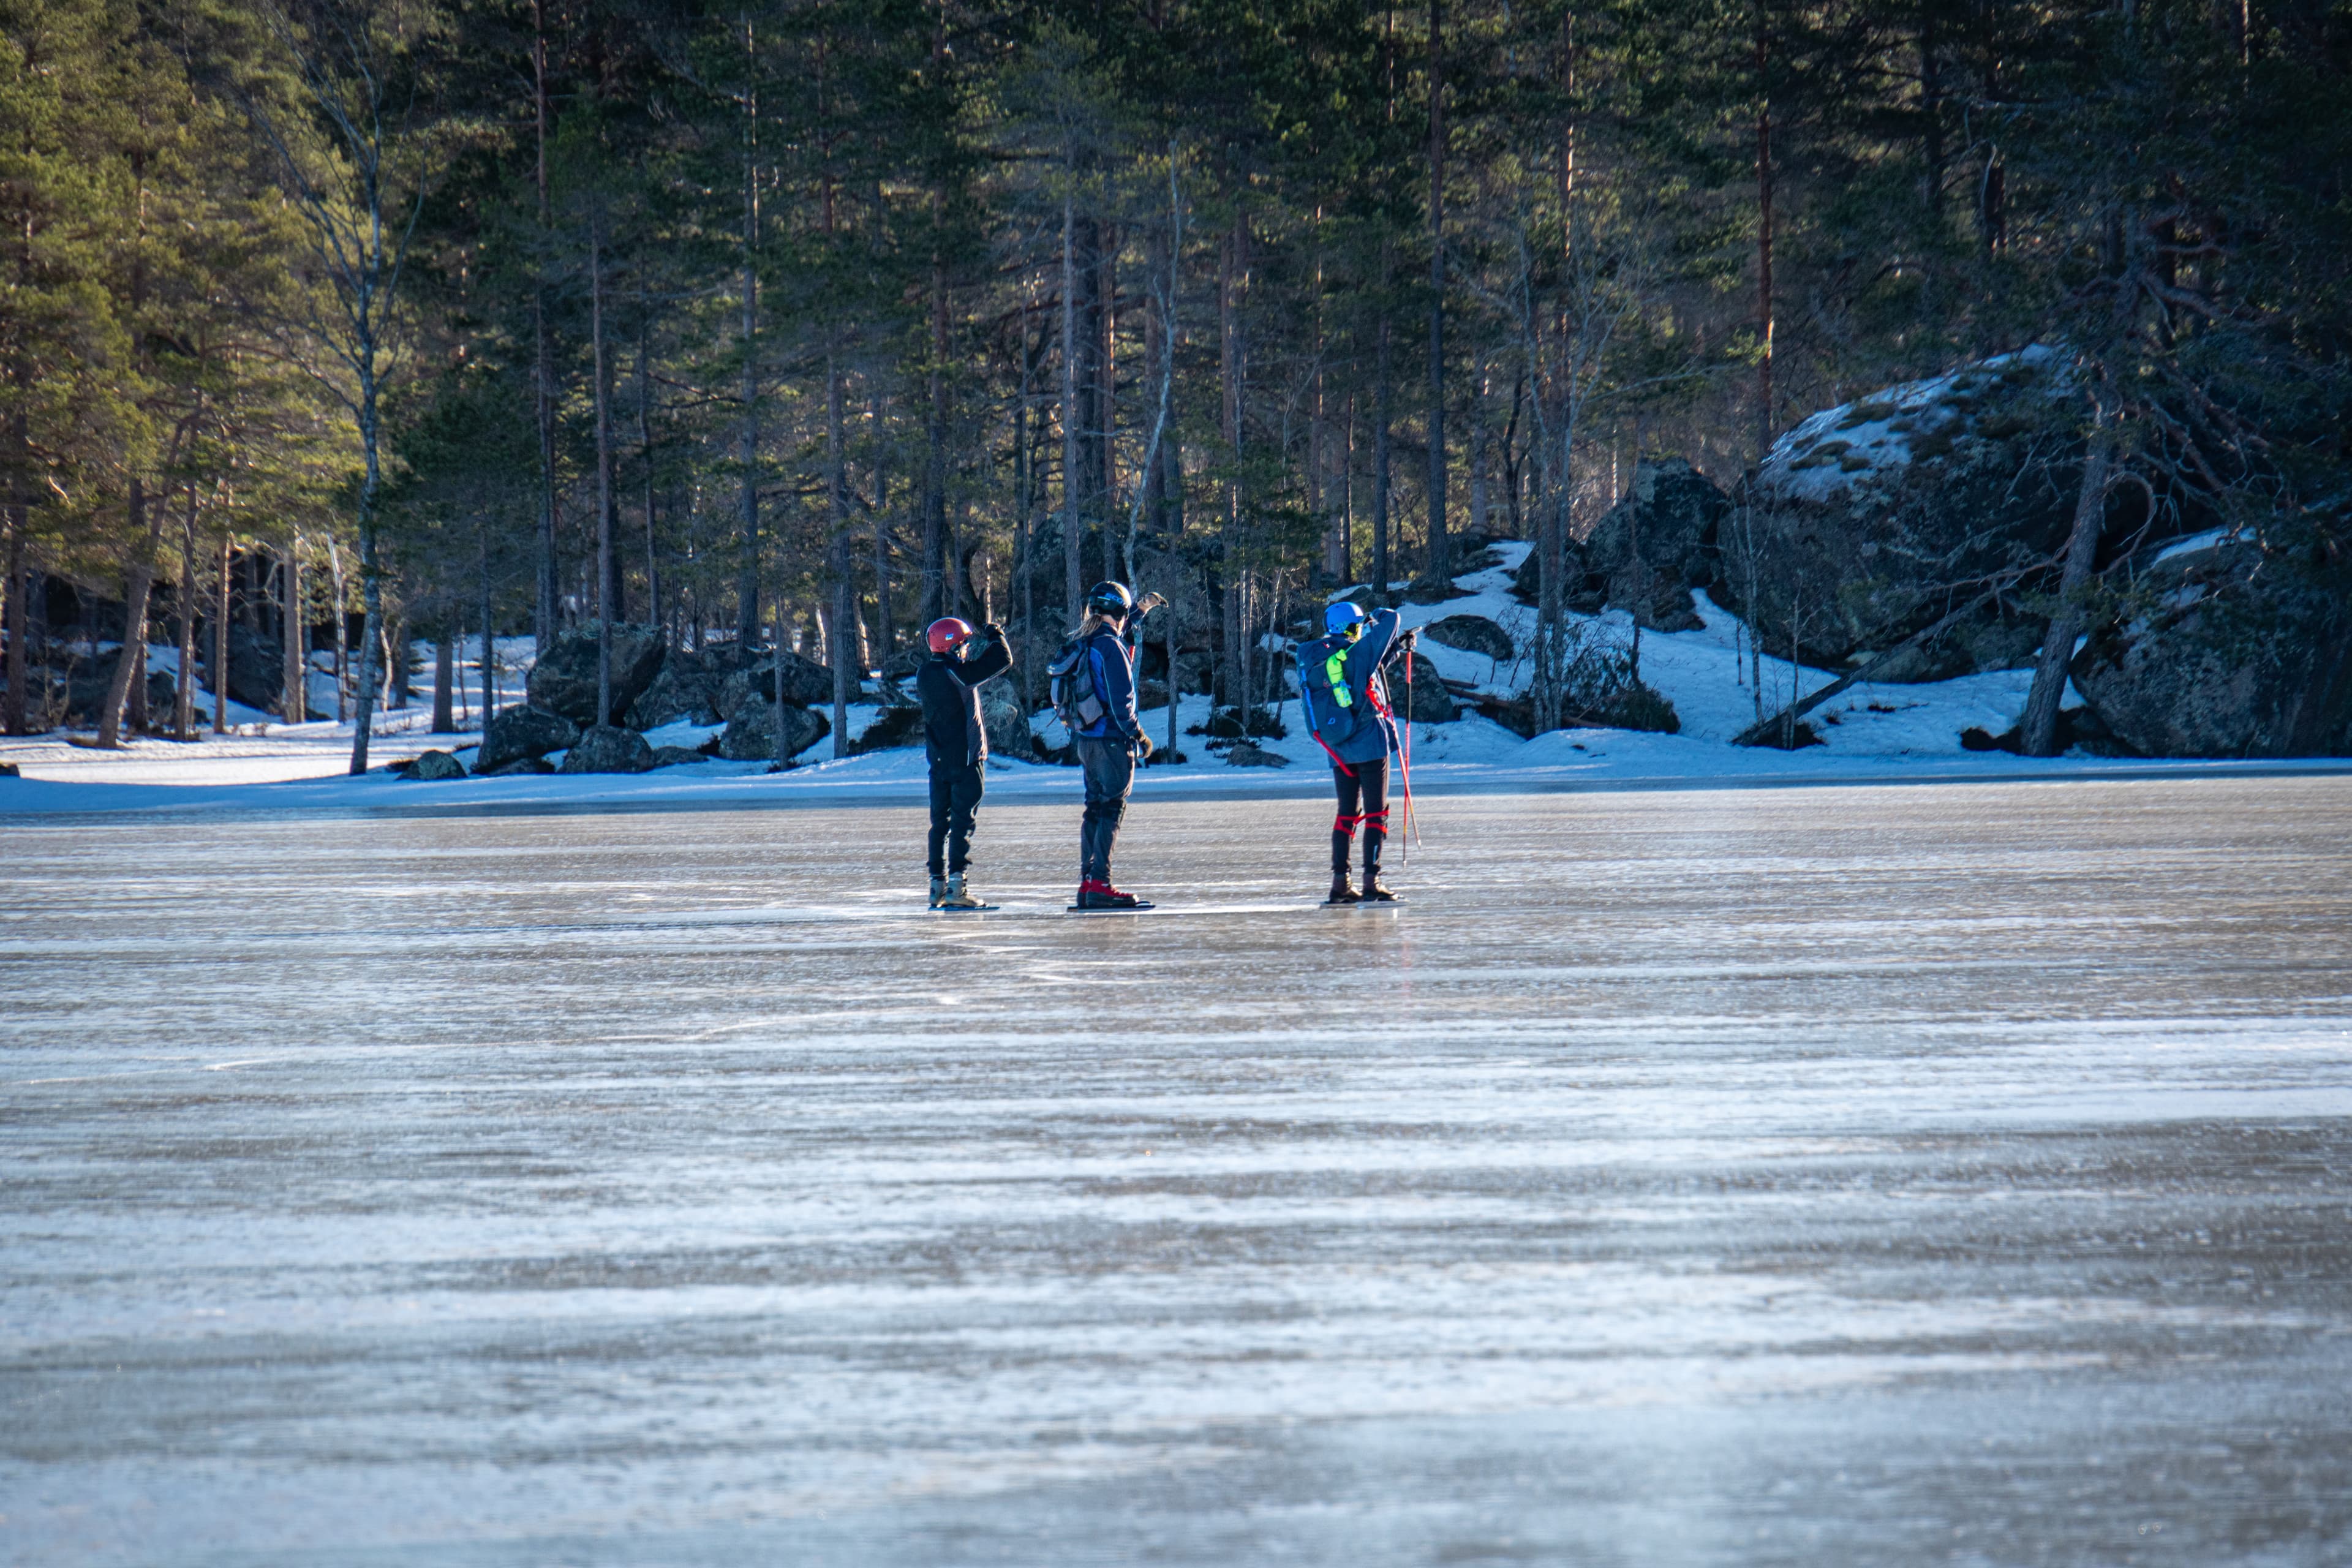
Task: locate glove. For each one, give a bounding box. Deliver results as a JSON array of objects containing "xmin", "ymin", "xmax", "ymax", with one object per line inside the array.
[
  {"xmin": 981, "ymin": 621, "xmax": 1006, "ymax": 643},
  {"xmin": 1134, "ymin": 733, "xmax": 1155, "ymax": 761}
]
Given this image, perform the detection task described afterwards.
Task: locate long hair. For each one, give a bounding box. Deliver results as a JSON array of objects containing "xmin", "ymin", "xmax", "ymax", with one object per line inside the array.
[{"xmin": 1074, "ymin": 609, "xmax": 1125, "ymax": 641}]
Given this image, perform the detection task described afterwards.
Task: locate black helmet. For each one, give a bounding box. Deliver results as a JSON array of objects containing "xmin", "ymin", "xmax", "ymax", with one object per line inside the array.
[{"xmin": 1086, "ymin": 580, "xmax": 1134, "ymax": 617}]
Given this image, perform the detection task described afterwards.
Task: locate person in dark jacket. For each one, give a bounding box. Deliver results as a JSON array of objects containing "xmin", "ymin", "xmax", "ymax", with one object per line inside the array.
[
  {"xmin": 917, "ymin": 616, "xmax": 1013, "ymax": 908},
  {"xmin": 1295, "ymin": 601, "xmax": 1411, "ymax": 903},
  {"xmin": 1070, "ymin": 581, "xmax": 1154, "ymax": 910}
]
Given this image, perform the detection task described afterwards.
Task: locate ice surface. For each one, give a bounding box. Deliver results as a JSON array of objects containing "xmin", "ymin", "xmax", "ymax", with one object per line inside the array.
[{"xmin": 4, "ymin": 777, "xmax": 2350, "ymax": 1563}]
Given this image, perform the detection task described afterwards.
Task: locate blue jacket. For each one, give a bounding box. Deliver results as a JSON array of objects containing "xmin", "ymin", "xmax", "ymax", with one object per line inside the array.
[
  {"xmin": 1296, "ymin": 608, "xmax": 1403, "ymax": 766},
  {"xmin": 1077, "ymin": 626, "xmax": 1144, "ymax": 741}
]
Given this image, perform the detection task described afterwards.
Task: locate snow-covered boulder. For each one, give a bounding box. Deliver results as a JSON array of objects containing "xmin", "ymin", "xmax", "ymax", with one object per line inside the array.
[
  {"xmin": 477, "ymin": 704, "xmax": 578, "ymax": 772},
  {"xmin": 527, "ymin": 622, "xmax": 669, "ymax": 726},
  {"xmin": 718, "ymin": 699, "xmax": 830, "ymax": 762},
  {"xmin": 558, "ymin": 724, "xmax": 656, "ymax": 774},
  {"xmin": 2073, "ymin": 534, "xmax": 2352, "ymax": 757},
  {"xmin": 1722, "ymin": 347, "xmax": 2075, "ymax": 677},
  {"xmin": 404, "ymin": 748, "xmax": 467, "ymax": 781}
]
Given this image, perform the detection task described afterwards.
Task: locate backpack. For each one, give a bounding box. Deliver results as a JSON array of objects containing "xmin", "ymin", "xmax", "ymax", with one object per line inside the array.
[
  {"xmin": 1047, "ymin": 636, "xmax": 1107, "ymax": 734},
  {"xmin": 1295, "ymin": 638, "xmax": 1361, "ymax": 745}
]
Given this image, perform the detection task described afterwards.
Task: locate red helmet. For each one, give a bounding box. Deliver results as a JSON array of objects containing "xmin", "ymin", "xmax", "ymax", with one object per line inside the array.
[{"xmin": 925, "ymin": 617, "xmax": 976, "ymax": 655}]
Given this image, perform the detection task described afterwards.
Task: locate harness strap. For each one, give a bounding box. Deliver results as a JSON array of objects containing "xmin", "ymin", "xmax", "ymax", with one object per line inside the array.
[{"xmin": 1310, "ymin": 730, "xmax": 1354, "ymax": 777}]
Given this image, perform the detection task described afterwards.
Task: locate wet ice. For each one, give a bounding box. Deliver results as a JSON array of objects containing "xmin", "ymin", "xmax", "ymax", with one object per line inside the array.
[{"xmin": 3, "ymin": 777, "xmax": 2350, "ymax": 1564}]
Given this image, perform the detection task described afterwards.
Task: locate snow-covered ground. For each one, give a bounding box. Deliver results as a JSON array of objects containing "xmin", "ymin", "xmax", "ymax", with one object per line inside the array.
[
  {"xmin": 6, "ymin": 545, "xmax": 2343, "ymax": 816},
  {"xmin": 6, "ymin": 779, "xmax": 2349, "ymax": 1562}
]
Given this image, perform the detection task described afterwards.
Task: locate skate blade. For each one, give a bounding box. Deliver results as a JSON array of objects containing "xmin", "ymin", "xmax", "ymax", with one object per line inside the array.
[
  {"xmin": 930, "ymin": 903, "xmax": 999, "ymax": 913},
  {"xmin": 1065, "ymin": 902, "xmax": 1156, "ymax": 914}
]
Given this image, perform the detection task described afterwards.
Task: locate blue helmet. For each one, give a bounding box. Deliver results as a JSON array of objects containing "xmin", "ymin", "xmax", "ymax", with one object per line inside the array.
[
  {"xmin": 1325, "ymin": 600, "xmax": 1367, "ymax": 637},
  {"xmin": 1087, "ymin": 580, "xmax": 1134, "ymax": 617}
]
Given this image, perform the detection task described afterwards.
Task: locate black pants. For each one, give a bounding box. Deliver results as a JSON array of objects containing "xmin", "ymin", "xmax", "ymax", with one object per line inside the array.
[
  {"xmin": 1330, "ymin": 757, "xmax": 1390, "ymax": 875},
  {"xmin": 927, "ymin": 760, "xmax": 984, "ymax": 875},
  {"xmin": 1077, "ymin": 736, "xmax": 1134, "ymax": 882}
]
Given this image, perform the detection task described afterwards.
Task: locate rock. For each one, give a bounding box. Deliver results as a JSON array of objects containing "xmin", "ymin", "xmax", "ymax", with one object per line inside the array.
[
  {"xmin": 477, "ymin": 704, "xmax": 579, "ymax": 772},
  {"xmin": 526, "ymin": 622, "xmax": 669, "ymax": 726},
  {"xmin": 221, "ymin": 624, "xmax": 283, "ymax": 711},
  {"xmin": 0, "ymin": 761, "xmax": 18, "ymax": 777},
  {"xmin": 718, "ymin": 700, "xmax": 830, "ymax": 762},
  {"xmin": 646, "ymin": 745, "xmax": 710, "ymax": 769},
  {"xmin": 717, "ymin": 654, "xmax": 833, "ymax": 719},
  {"xmin": 1224, "ymin": 741, "xmax": 1291, "ymax": 767},
  {"xmin": 1395, "ymin": 652, "xmax": 1460, "ymax": 722},
  {"xmin": 1422, "ymin": 614, "xmax": 1514, "ymax": 663},
  {"xmin": 1512, "ymin": 458, "xmax": 1732, "ymax": 632},
  {"xmin": 850, "ymin": 703, "xmax": 922, "ymax": 754},
  {"xmin": 405, "ymin": 748, "xmax": 468, "ymax": 781},
  {"xmin": 981, "ymin": 686, "xmax": 1035, "ymax": 760},
  {"xmin": 62, "ymin": 651, "xmax": 177, "ymax": 725},
  {"xmin": 624, "ymin": 665, "xmax": 724, "ymax": 730},
  {"xmin": 478, "ymin": 755, "xmax": 555, "ymax": 777},
  {"xmin": 2072, "ymin": 536, "xmax": 2352, "ymax": 757},
  {"xmin": 1719, "ymin": 347, "xmax": 2082, "ymax": 674},
  {"xmin": 557, "ymin": 723, "xmax": 657, "ymax": 774}
]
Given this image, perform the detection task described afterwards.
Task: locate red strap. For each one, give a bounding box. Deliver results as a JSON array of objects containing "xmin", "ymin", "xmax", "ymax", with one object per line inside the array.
[
  {"xmin": 1363, "ymin": 807, "xmax": 1390, "ymax": 824},
  {"xmin": 1310, "ymin": 730, "xmax": 1354, "ymax": 777}
]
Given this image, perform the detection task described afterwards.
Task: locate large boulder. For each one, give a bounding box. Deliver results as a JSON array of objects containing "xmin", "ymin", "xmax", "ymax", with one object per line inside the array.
[
  {"xmin": 477, "ymin": 704, "xmax": 579, "ymax": 772},
  {"xmin": 62, "ymin": 654, "xmax": 176, "ymax": 725},
  {"xmin": 1395, "ymin": 652, "xmax": 1460, "ymax": 722},
  {"xmin": 981, "ymin": 685, "xmax": 1035, "ymax": 760},
  {"xmin": 1422, "ymin": 614, "xmax": 1514, "ymax": 663},
  {"xmin": 216, "ymin": 624, "xmax": 282, "ymax": 711},
  {"xmin": 1717, "ymin": 347, "xmax": 2080, "ymax": 676},
  {"xmin": 717, "ymin": 653, "xmax": 832, "ymax": 719},
  {"xmin": 405, "ymin": 748, "xmax": 467, "ymax": 781},
  {"xmin": 526, "ymin": 622, "xmax": 669, "ymax": 727},
  {"xmin": 624, "ymin": 664, "xmax": 722, "ymax": 730},
  {"xmin": 1513, "ymin": 458, "xmax": 1730, "ymax": 632},
  {"xmin": 717, "ymin": 700, "xmax": 831, "ymax": 762},
  {"xmin": 2071, "ymin": 535, "xmax": 2352, "ymax": 757},
  {"xmin": 557, "ymin": 723, "xmax": 656, "ymax": 774}
]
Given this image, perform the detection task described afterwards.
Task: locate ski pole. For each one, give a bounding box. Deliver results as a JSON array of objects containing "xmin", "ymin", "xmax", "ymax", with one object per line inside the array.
[{"xmin": 1400, "ymin": 632, "xmax": 1420, "ymax": 854}]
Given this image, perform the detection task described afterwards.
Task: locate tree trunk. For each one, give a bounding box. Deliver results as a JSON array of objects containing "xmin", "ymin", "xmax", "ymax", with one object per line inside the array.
[
  {"xmin": 281, "ymin": 541, "xmax": 306, "ymax": 723},
  {"xmin": 1060, "ymin": 184, "xmax": 1082, "ymax": 626},
  {"xmin": 2021, "ymin": 434, "xmax": 2112, "ymax": 755},
  {"xmin": 349, "ymin": 371, "xmax": 385, "ymax": 774},
  {"xmin": 215, "ymin": 529, "xmax": 233, "ymax": 733},
  {"xmin": 590, "ymin": 213, "xmax": 615, "ymax": 727},
  {"xmin": 3, "ymin": 463, "xmax": 25, "ymax": 737},
  {"xmin": 432, "ymin": 631, "xmax": 455, "ymax": 733},
  {"xmin": 1426, "ymin": 0, "xmax": 1449, "ymax": 584},
  {"xmin": 637, "ymin": 283, "xmax": 658, "ymax": 631},
  {"xmin": 480, "ymin": 542, "xmax": 496, "ymax": 723},
  {"xmin": 97, "ymin": 477, "xmax": 161, "ymax": 748},
  {"xmin": 736, "ymin": 26, "xmax": 762, "ymax": 642},
  {"xmin": 533, "ymin": 0, "xmax": 559, "ymax": 650},
  {"xmin": 1754, "ymin": 18, "xmax": 1776, "ymax": 457},
  {"xmin": 172, "ymin": 494, "xmax": 196, "ymax": 740},
  {"xmin": 828, "ymin": 349, "xmax": 853, "ymax": 758},
  {"xmin": 1373, "ymin": 310, "xmax": 1392, "ymax": 601},
  {"xmin": 870, "ymin": 388, "xmax": 894, "ymax": 662}
]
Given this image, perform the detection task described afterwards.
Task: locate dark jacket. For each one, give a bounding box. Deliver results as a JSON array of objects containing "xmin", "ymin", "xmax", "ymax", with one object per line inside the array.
[
  {"xmin": 1295, "ymin": 607, "xmax": 1403, "ymax": 766},
  {"xmin": 1076, "ymin": 625, "xmax": 1143, "ymax": 742},
  {"xmin": 917, "ymin": 628, "xmax": 1014, "ymax": 767}
]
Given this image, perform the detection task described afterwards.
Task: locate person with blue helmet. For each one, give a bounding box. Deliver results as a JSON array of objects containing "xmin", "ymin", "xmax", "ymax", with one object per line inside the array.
[
  {"xmin": 1295, "ymin": 598, "xmax": 1412, "ymax": 903},
  {"xmin": 1066, "ymin": 580, "xmax": 1155, "ymax": 909}
]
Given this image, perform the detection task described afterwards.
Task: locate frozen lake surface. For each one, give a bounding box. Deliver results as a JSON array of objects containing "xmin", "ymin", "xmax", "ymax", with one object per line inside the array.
[{"xmin": 5, "ymin": 777, "xmax": 2350, "ymax": 1565}]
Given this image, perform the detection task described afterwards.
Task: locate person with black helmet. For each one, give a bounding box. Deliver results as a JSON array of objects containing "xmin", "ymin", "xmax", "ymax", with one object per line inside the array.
[
  {"xmin": 1056, "ymin": 581, "xmax": 1155, "ymax": 910},
  {"xmin": 917, "ymin": 615, "xmax": 1014, "ymax": 910},
  {"xmin": 1295, "ymin": 600, "xmax": 1412, "ymax": 903}
]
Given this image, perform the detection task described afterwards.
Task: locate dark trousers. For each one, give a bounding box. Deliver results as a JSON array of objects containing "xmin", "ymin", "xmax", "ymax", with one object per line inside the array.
[
  {"xmin": 1077, "ymin": 736, "xmax": 1134, "ymax": 882},
  {"xmin": 927, "ymin": 760, "xmax": 984, "ymax": 875},
  {"xmin": 1330, "ymin": 757, "xmax": 1390, "ymax": 875}
]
